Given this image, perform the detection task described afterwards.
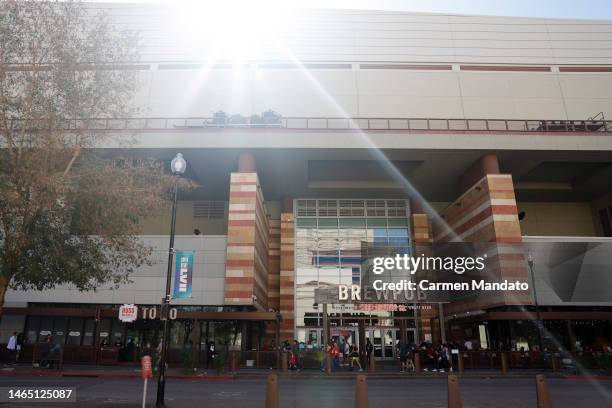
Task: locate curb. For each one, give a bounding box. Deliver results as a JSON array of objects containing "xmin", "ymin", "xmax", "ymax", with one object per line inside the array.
[
  {"xmin": 0, "ymin": 370, "xmax": 235, "ymax": 381},
  {"xmin": 2, "ymin": 369, "xmax": 605, "ymax": 381}
]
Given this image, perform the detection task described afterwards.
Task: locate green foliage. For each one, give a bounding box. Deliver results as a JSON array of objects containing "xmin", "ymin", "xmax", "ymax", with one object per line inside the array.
[
  {"xmin": 0, "ymin": 1, "xmax": 183, "ymax": 306},
  {"xmin": 180, "ymin": 345, "xmax": 195, "ymax": 374},
  {"xmin": 214, "ymin": 352, "xmax": 226, "ymax": 375}
]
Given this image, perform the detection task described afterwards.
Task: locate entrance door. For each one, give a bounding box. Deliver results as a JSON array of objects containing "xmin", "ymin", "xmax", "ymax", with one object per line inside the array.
[
  {"xmin": 383, "ymin": 328, "xmax": 395, "ymax": 360},
  {"xmin": 406, "ymin": 328, "xmax": 416, "ymax": 344},
  {"xmin": 366, "ymin": 328, "xmax": 398, "ymax": 360}
]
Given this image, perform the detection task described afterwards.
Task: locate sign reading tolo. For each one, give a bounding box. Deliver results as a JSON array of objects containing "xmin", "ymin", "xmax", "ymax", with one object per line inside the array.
[{"xmin": 118, "ymin": 304, "xmax": 138, "ymax": 323}]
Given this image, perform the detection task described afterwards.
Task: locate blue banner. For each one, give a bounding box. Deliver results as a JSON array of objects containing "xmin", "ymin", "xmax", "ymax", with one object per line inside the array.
[{"xmin": 173, "ymin": 251, "xmax": 194, "ymax": 298}]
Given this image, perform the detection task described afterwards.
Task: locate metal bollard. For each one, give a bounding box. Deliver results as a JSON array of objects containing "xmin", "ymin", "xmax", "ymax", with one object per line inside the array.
[
  {"xmin": 281, "ymin": 351, "xmax": 288, "ymax": 372},
  {"xmin": 414, "ymin": 352, "xmax": 422, "ymax": 373},
  {"xmin": 368, "ymin": 353, "xmax": 376, "ymax": 373},
  {"xmin": 551, "ymin": 355, "xmax": 558, "ymax": 373},
  {"xmin": 229, "ymin": 351, "xmax": 238, "ymax": 372},
  {"xmin": 447, "ymin": 374, "xmax": 463, "ymax": 408},
  {"xmin": 535, "ymin": 374, "xmax": 553, "ymax": 408},
  {"xmin": 457, "ymin": 352, "xmax": 464, "ymax": 373},
  {"xmin": 355, "ymin": 374, "xmax": 368, "ymax": 408},
  {"xmin": 265, "ymin": 374, "xmax": 279, "ymax": 408},
  {"xmin": 501, "ymin": 352, "xmax": 508, "ymax": 374}
]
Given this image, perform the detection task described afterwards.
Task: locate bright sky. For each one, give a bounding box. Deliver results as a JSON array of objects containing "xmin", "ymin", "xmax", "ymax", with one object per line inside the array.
[{"xmin": 95, "ymin": 0, "xmax": 612, "ymax": 21}]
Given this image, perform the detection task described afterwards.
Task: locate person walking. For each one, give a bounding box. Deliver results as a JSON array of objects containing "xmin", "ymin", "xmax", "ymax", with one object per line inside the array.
[
  {"xmin": 365, "ymin": 339, "xmax": 374, "ymax": 362},
  {"xmin": 15, "ymin": 333, "xmax": 25, "ymax": 364},
  {"xmin": 6, "ymin": 332, "xmax": 17, "ymax": 366},
  {"xmin": 332, "ymin": 340, "xmax": 340, "ymax": 369},
  {"xmin": 349, "ymin": 345, "xmax": 363, "ymax": 371},
  {"xmin": 398, "ymin": 341, "xmax": 413, "ymax": 372},
  {"xmin": 343, "ymin": 339, "xmax": 350, "ymax": 365}
]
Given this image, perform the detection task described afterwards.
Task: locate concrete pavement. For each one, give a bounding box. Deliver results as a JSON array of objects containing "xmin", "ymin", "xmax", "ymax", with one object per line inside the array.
[{"xmin": 1, "ymin": 375, "xmax": 612, "ymax": 407}]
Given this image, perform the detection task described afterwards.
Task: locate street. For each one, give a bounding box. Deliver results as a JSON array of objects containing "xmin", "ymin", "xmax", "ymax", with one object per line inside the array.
[{"xmin": 1, "ymin": 376, "xmax": 612, "ymax": 407}]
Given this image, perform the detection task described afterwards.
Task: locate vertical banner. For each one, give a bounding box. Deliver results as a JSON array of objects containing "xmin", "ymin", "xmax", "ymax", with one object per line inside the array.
[{"xmin": 173, "ymin": 251, "xmax": 194, "ymax": 298}]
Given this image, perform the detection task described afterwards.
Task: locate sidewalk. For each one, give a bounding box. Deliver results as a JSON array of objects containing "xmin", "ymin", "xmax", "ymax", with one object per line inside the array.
[{"xmin": 0, "ymin": 363, "xmax": 578, "ymax": 380}]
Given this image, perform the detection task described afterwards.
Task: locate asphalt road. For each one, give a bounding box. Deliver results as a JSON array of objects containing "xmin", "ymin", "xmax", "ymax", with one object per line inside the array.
[{"xmin": 1, "ymin": 376, "xmax": 612, "ymax": 408}]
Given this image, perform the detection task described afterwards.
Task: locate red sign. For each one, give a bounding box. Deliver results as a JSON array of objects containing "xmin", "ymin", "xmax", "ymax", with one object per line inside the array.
[
  {"xmin": 141, "ymin": 355, "xmax": 152, "ymax": 379},
  {"xmin": 119, "ymin": 304, "xmax": 138, "ymax": 323}
]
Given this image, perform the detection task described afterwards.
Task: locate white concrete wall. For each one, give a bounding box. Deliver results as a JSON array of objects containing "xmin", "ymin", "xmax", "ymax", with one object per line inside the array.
[
  {"xmin": 91, "ymin": 5, "xmax": 612, "ymax": 121},
  {"xmin": 4, "ymin": 235, "xmax": 227, "ymax": 308},
  {"xmin": 99, "ymin": 6, "xmax": 612, "ymax": 65},
  {"xmin": 130, "ymin": 67, "xmax": 612, "ymax": 121}
]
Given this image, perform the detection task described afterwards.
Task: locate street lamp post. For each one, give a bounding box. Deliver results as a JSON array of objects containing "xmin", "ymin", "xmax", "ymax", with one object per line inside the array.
[
  {"xmin": 156, "ymin": 153, "xmax": 186, "ymax": 408},
  {"xmin": 528, "ymin": 252, "xmax": 546, "ymax": 370}
]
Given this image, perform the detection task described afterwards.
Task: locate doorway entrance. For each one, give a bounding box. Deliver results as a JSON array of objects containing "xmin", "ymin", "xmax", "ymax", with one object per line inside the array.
[{"xmin": 366, "ymin": 328, "xmax": 416, "ymax": 360}]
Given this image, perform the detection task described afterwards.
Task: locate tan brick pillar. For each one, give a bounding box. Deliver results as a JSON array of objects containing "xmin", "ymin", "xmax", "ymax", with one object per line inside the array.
[
  {"xmin": 224, "ymin": 154, "xmax": 270, "ymax": 310},
  {"xmin": 279, "ymin": 212, "xmax": 295, "ymax": 341}
]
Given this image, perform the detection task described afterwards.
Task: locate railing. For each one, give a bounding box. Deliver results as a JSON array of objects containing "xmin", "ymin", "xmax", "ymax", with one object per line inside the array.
[
  {"xmin": 457, "ymin": 350, "xmax": 549, "ymax": 370},
  {"xmin": 5, "ymin": 345, "xmax": 610, "ymax": 373},
  {"xmin": 6, "ymin": 117, "xmax": 612, "ymax": 133}
]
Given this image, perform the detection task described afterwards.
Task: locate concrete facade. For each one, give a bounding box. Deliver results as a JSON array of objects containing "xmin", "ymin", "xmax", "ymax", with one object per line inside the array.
[{"xmin": 3, "ymin": 6, "xmax": 612, "ymax": 356}]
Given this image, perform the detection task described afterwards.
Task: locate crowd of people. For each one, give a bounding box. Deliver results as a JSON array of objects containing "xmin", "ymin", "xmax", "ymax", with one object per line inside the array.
[{"xmin": 273, "ymin": 337, "xmax": 458, "ymax": 373}]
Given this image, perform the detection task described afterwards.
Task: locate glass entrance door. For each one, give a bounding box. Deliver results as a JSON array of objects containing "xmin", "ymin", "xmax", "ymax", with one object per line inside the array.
[
  {"xmin": 406, "ymin": 328, "xmax": 416, "ymax": 344},
  {"xmin": 367, "ymin": 328, "xmax": 398, "ymax": 360}
]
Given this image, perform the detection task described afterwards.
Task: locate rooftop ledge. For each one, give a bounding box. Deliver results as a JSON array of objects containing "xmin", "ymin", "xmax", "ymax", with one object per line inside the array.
[{"xmin": 11, "ymin": 117, "xmax": 612, "ymax": 134}]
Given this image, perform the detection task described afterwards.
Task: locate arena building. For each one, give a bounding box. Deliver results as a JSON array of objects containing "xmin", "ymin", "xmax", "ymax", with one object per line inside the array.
[{"xmin": 2, "ymin": 4, "xmax": 612, "ymax": 366}]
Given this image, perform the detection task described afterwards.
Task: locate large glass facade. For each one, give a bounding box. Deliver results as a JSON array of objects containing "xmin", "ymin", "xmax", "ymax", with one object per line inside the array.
[{"xmin": 294, "ymin": 199, "xmax": 413, "ymax": 344}]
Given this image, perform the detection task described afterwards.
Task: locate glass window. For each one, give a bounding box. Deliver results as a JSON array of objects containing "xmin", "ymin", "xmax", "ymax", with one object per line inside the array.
[
  {"xmin": 317, "ymin": 250, "xmax": 339, "ymax": 266},
  {"xmin": 169, "ymin": 320, "xmax": 187, "ymax": 350},
  {"xmin": 99, "ymin": 318, "xmax": 112, "ymax": 346},
  {"xmin": 66, "ymin": 317, "xmax": 84, "ymax": 346},
  {"xmin": 318, "ymin": 218, "xmax": 338, "ymax": 228},
  {"xmin": 388, "ymin": 228, "xmax": 409, "ymax": 245},
  {"xmin": 25, "ymin": 316, "xmax": 41, "ymax": 343},
  {"xmin": 210, "ymin": 321, "xmax": 242, "ymax": 349},
  {"xmin": 318, "ymin": 267, "xmax": 340, "ymax": 286},
  {"xmin": 367, "ymin": 218, "xmax": 387, "ymax": 227},
  {"xmin": 296, "ymin": 218, "xmax": 317, "ymax": 228},
  {"xmin": 370, "ymin": 227, "xmax": 388, "ymax": 245},
  {"xmin": 111, "ymin": 321, "xmax": 126, "ymax": 347},
  {"xmin": 388, "ymin": 218, "xmax": 408, "ymax": 227},
  {"xmin": 53, "ymin": 317, "xmax": 68, "ymax": 345},
  {"xmin": 39, "ymin": 317, "xmax": 53, "ymax": 341},
  {"xmin": 82, "ymin": 319, "xmax": 95, "ymax": 346},
  {"xmin": 388, "ymin": 228, "xmax": 408, "ymax": 237},
  {"xmin": 294, "ymin": 199, "xmax": 411, "ymax": 332},
  {"xmin": 339, "ymin": 218, "xmax": 366, "ymax": 228}
]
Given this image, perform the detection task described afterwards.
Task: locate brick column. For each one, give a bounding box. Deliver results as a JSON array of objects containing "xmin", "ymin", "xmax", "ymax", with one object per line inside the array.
[
  {"xmin": 265, "ymin": 218, "xmax": 281, "ymax": 343},
  {"xmin": 436, "ymin": 173, "xmax": 530, "ymax": 314},
  {"xmin": 224, "ymin": 154, "xmax": 270, "ymax": 310},
  {"xmin": 279, "ymin": 212, "xmax": 295, "ymax": 341},
  {"xmin": 410, "ymin": 199, "xmax": 436, "ymax": 343}
]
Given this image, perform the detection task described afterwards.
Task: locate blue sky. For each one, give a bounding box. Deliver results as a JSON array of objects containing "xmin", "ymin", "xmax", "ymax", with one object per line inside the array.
[
  {"xmin": 303, "ymin": 0, "xmax": 612, "ymax": 20},
  {"xmin": 102, "ymin": 0, "xmax": 612, "ymax": 21}
]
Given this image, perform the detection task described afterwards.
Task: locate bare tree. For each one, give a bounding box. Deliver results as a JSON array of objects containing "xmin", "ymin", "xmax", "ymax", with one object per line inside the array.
[{"xmin": 0, "ymin": 1, "xmax": 180, "ymax": 314}]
